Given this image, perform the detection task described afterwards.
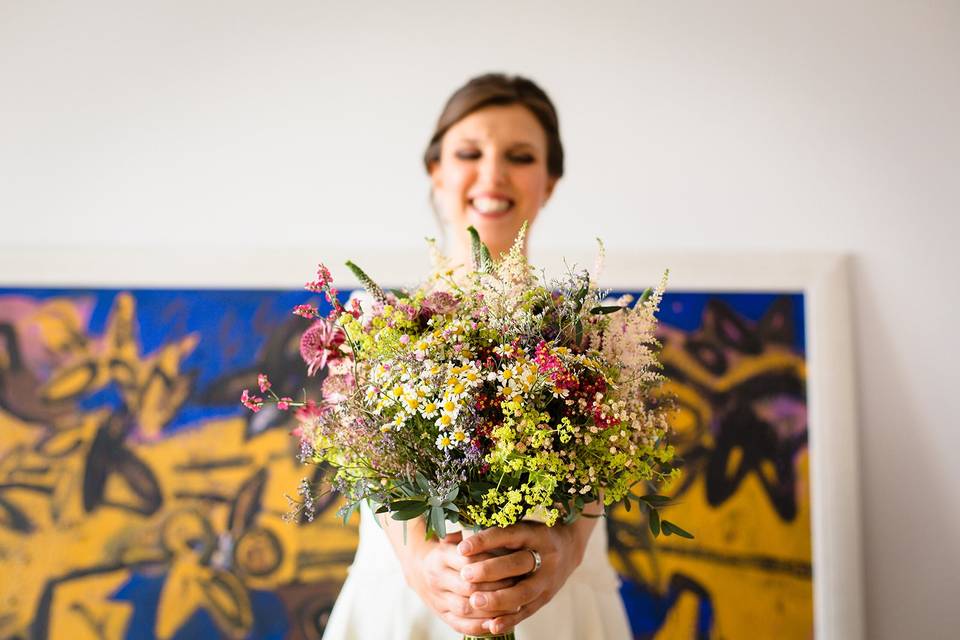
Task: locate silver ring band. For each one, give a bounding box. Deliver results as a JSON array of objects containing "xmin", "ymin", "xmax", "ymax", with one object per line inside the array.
[{"xmin": 526, "ymin": 548, "xmax": 542, "ymax": 575}]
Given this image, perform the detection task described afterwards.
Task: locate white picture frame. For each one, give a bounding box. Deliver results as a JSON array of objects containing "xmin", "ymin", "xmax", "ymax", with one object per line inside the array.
[{"xmin": 1, "ymin": 247, "xmax": 864, "ymax": 639}]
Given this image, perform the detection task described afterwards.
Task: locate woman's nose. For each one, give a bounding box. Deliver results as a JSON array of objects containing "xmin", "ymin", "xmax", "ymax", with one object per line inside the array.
[{"xmin": 479, "ymin": 155, "xmax": 509, "ymax": 185}]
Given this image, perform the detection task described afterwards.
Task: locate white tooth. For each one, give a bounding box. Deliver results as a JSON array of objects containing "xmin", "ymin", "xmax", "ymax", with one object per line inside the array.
[{"xmin": 473, "ymin": 197, "xmax": 511, "ymax": 213}]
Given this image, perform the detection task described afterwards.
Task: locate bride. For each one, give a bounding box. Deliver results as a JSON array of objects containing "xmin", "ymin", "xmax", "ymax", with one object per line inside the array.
[{"xmin": 322, "ymin": 73, "xmax": 632, "ymax": 640}]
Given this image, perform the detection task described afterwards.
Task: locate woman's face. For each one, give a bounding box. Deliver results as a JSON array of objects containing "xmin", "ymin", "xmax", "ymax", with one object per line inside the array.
[{"xmin": 430, "ymin": 104, "xmax": 557, "ymax": 261}]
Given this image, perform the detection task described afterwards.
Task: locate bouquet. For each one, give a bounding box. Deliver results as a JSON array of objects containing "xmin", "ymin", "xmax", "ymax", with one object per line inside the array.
[{"xmin": 243, "ymin": 226, "xmax": 689, "ymax": 638}]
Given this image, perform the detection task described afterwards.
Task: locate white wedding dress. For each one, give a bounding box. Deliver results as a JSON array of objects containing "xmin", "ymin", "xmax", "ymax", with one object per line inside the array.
[{"xmin": 321, "ymin": 503, "xmax": 632, "ymax": 639}]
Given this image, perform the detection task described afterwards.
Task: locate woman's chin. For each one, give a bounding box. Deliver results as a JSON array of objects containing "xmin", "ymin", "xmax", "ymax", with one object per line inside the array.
[{"xmin": 464, "ymin": 210, "xmax": 524, "ymax": 245}]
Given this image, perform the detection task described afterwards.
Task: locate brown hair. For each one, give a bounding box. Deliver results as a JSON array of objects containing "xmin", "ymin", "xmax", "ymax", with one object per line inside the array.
[{"xmin": 423, "ymin": 73, "xmax": 564, "ymax": 178}]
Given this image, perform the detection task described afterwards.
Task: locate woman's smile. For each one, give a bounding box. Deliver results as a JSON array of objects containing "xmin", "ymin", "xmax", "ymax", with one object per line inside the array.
[{"xmin": 468, "ymin": 193, "xmax": 515, "ymax": 217}]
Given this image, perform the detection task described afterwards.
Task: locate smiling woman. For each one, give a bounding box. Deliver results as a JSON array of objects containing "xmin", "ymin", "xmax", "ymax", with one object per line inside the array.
[
  {"xmin": 423, "ymin": 74, "xmax": 564, "ymax": 265},
  {"xmin": 320, "ymin": 74, "xmax": 633, "ymax": 640}
]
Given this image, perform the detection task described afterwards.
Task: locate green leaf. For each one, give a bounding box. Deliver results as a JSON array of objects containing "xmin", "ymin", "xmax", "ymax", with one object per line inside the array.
[
  {"xmin": 661, "ymin": 520, "xmax": 694, "ymax": 539},
  {"xmin": 341, "ymin": 501, "xmax": 360, "ymax": 526},
  {"xmin": 590, "ymin": 305, "xmax": 623, "ymax": 315},
  {"xmin": 639, "ymin": 494, "xmax": 672, "ymax": 506},
  {"xmin": 375, "ymin": 504, "xmax": 389, "ymax": 514},
  {"xmin": 623, "ymin": 497, "xmax": 632, "ymax": 512},
  {"xmin": 430, "ymin": 506, "xmax": 447, "ymax": 538},
  {"xmin": 428, "ymin": 496, "xmax": 443, "ymax": 508},
  {"xmin": 415, "ymin": 472, "xmax": 433, "ymax": 494},
  {"xmin": 389, "ymin": 498, "xmax": 427, "ymax": 511},
  {"xmin": 639, "ymin": 287, "xmax": 652, "ymax": 303},
  {"xmin": 391, "ymin": 504, "xmax": 429, "ymax": 521},
  {"xmin": 648, "ymin": 508, "xmax": 661, "ymax": 537},
  {"xmin": 467, "ymin": 226, "xmax": 493, "ymax": 272},
  {"xmin": 444, "ymin": 485, "xmax": 459, "ymax": 503}
]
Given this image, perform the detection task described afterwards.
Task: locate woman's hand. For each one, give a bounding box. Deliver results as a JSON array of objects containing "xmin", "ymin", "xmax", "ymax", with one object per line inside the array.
[
  {"xmin": 381, "ymin": 516, "xmax": 518, "ymax": 636},
  {"xmin": 456, "ymin": 517, "xmax": 598, "ymax": 635}
]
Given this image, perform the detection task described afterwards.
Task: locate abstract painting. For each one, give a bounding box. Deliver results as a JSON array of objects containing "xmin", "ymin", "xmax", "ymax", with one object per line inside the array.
[{"xmin": 0, "ymin": 286, "xmax": 811, "ymax": 639}]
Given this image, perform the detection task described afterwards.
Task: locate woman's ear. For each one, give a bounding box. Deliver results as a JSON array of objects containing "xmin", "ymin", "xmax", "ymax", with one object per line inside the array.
[
  {"xmin": 429, "ymin": 160, "xmax": 443, "ymax": 191},
  {"xmin": 543, "ymin": 176, "xmax": 559, "ymax": 205}
]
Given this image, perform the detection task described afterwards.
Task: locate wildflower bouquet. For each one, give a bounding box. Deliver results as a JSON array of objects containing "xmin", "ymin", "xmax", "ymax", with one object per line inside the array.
[{"xmin": 244, "ymin": 226, "xmax": 689, "ymax": 549}]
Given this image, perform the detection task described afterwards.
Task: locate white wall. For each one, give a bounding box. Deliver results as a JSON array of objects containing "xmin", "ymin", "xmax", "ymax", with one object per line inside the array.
[{"xmin": 2, "ymin": 1, "xmax": 958, "ymax": 636}]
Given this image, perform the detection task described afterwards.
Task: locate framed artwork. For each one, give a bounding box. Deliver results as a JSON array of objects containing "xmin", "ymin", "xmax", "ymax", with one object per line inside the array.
[{"xmin": 0, "ymin": 247, "xmax": 862, "ymax": 639}]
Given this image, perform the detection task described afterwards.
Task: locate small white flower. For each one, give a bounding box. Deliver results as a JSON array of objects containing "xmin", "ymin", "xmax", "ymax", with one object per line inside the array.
[{"xmin": 436, "ymin": 432, "xmax": 454, "ymax": 450}]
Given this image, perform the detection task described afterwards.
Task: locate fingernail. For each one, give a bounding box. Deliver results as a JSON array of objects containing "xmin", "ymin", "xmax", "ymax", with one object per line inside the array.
[
  {"xmin": 483, "ymin": 620, "xmax": 493, "ymax": 632},
  {"xmin": 458, "ymin": 540, "xmax": 473, "ymax": 554},
  {"xmin": 460, "ymin": 567, "xmax": 475, "ymax": 580},
  {"xmin": 471, "ymin": 593, "xmax": 487, "ymax": 607}
]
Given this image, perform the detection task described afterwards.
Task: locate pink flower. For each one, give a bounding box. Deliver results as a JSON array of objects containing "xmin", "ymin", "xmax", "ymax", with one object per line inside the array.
[
  {"xmin": 293, "ymin": 304, "xmax": 319, "ymax": 319},
  {"xmin": 322, "ymin": 371, "xmax": 355, "ymax": 404},
  {"xmin": 241, "ymin": 389, "xmax": 263, "ymax": 413},
  {"xmin": 258, "ymin": 373, "xmax": 271, "ymax": 393},
  {"xmin": 305, "ymin": 263, "xmax": 333, "ymax": 293},
  {"xmin": 423, "ymin": 291, "xmax": 458, "ymax": 315},
  {"xmin": 348, "ymin": 298, "xmax": 362, "ymax": 318},
  {"xmin": 295, "ymin": 399, "xmax": 327, "ymax": 423},
  {"xmin": 300, "ymin": 319, "xmax": 346, "ymax": 376}
]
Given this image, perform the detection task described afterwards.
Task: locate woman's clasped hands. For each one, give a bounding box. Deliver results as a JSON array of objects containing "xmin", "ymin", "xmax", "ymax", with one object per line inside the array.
[{"xmin": 407, "ymin": 521, "xmax": 587, "ymax": 636}]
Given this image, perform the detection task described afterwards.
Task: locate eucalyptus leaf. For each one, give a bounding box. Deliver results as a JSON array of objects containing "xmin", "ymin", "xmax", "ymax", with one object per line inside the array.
[
  {"xmin": 390, "ymin": 498, "xmax": 427, "ymax": 511},
  {"xmin": 649, "ymin": 507, "xmax": 661, "ymax": 537},
  {"xmin": 430, "ymin": 506, "xmax": 447, "ymax": 538},
  {"xmin": 662, "ymin": 520, "xmax": 694, "ymax": 539},
  {"xmin": 415, "ymin": 472, "xmax": 433, "ymax": 494},
  {"xmin": 639, "ymin": 494, "xmax": 672, "ymax": 505},
  {"xmin": 391, "ymin": 505, "xmax": 429, "ymax": 521}
]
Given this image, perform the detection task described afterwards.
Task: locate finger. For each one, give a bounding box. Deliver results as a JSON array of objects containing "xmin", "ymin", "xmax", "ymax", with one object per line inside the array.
[
  {"xmin": 451, "ymin": 550, "xmax": 505, "ymax": 571},
  {"xmin": 460, "ymin": 549, "xmax": 537, "ymax": 583},
  {"xmin": 468, "ymin": 575, "xmax": 540, "ymax": 612},
  {"xmin": 483, "ymin": 594, "xmax": 549, "ymax": 635},
  {"xmin": 458, "ymin": 524, "xmax": 534, "ymax": 556},
  {"xmin": 439, "ymin": 611, "xmax": 489, "ymax": 637},
  {"xmin": 439, "ymin": 592, "xmax": 519, "ymax": 621},
  {"xmin": 433, "ymin": 564, "xmax": 515, "ymax": 598}
]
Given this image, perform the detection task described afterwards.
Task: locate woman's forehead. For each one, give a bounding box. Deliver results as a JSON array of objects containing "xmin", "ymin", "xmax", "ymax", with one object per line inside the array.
[{"xmin": 444, "ymin": 105, "xmax": 547, "ymax": 147}]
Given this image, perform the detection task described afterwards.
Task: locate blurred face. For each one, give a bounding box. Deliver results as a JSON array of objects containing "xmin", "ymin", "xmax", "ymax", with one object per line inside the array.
[{"xmin": 430, "ymin": 104, "xmax": 557, "ymax": 261}]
